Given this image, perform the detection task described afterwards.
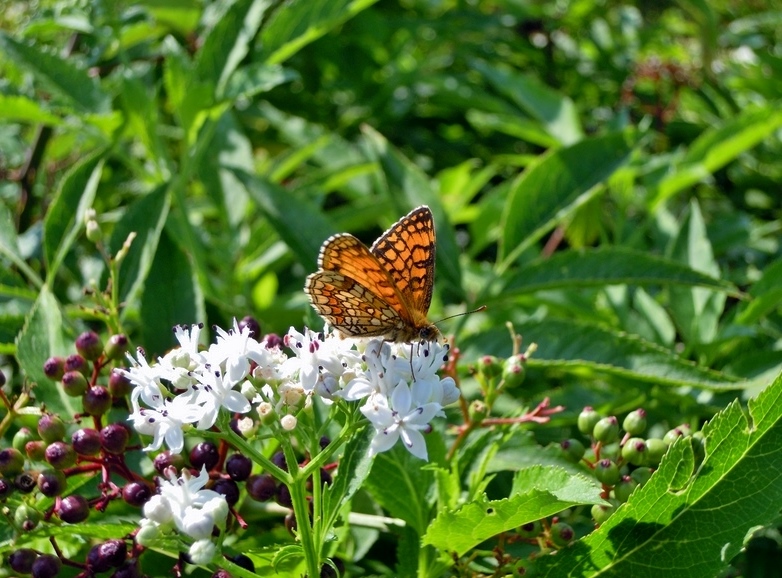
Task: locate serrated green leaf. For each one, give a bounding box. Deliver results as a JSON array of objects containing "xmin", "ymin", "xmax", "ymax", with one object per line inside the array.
[
  {"xmin": 42, "ymin": 149, "xmax": 105, "ymax": 279},
  {"xmin": 361, "ymin": 125, "xmax": 465, "ymax": 302},
  {"xmin": 500, "ymin": 132, "xmax": 634, "ymax": 269},
  {"xmin": 538, "ymin": 370, "xmax": 782, "ymax": 577},
  {"xmin": 500, "ymin": 319, "xmax": 743, "ymax": 390},
  {"xmin": 260, "ymin": 0, "xmax": 380, "ymax": 65},
  {"xmin": 424, "ymin": 465, "xmax": 604, "ymax": 556},
  {"xmin": 0, "ymin": 32, "xmax": 109, "ymax": 112},
  {"xmin": 501, "ymin": 247, "xmax": 739, "ymax": 297},
  {"xmin": 365, "ymin": 445, "xmax": 436, "ymax": 536},
  {"xmin": 139, "ymin": 231, "xmax": 203, "ymax": 357},
  {"xmin": 15, "ymin": 285, "xmax": 75, "ymax": 415}
]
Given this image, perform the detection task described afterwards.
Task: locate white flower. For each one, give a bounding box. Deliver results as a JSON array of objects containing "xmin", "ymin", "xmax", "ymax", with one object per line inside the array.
[
  {"xmin": 129, "ymin": 388, "xmax": 202, "ymax": 453},
  {"xmin": 281, "ymin": 327, "xmax": 355, "ymax": 392},
  {"xmin": 191, "ymin": 365, "xmax": 252, "ymax": 430},
  {"xmin": 361, "ymin": 380, "xmax": 442, "ymax": 461},
  {"xmin": 340, "ymin": 340, "xmax": 398, "ymax": 401},
  {"xmin": 188, "ymin": 538, "xmax": 216, "ymax": 565},
  {"xmin": 280, "ymin": 414, "xmax": 297, "ymax": 431}
]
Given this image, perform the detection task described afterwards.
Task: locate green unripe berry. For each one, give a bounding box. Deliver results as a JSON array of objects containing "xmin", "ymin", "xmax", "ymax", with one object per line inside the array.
[
  {"xmin": 600, "ymin": 442, "xmax": 621, "ymax": 461},
  {"xmin": 594, "ymin": 459, "xmax": 621, "ymax": 485},
  {"xmin": 469, "ymin": 400, "xmax": 488, "ymax": 422},
  {"xmin": 25, "ymin": 440, "xmax": 46, "ymax": 461},
  {"xmin": 621, "ymin": 437, "xmax": 648, "ymax": 466},
  {"xmin": 501, "ymin": 355, "xmax": 526, "ymax": 389},
  {"xmin": 38, "ymin": 414, "xmax": 66, "ymax": 444},
  {"xmin": 591, "ymin": 503, "xmax": 615, "ymax": 525},
  {"xmin": 613, "ymin": 475, "xmax": 638, "ymax": 503},
  {"xmin": 105, "ymin": 334, "xmax": 129, "ymax": 361},
  {"xmin": 62, "ymin": 370, "xmax": 89, "ymax": 397},
  {"xmin": 692, "ymin": 431, "xmax": 706, "ymax": 462},
  {"xmin": 560, "ymin": 438, "xmax": 586, "ymax": 463},
  {"xmin": 517, "ymin": 519, "xmax": 542, "ymax": 538},
  {"xmin": 12, "ymin": 428, "xmax": 37, "ymax": 453},
  {"xmin": 645, "ymin": 438, "xmax": 668, "ymax": 465},
  {"xmin": 593, "ymin": 416, "xmax": 619, "ymax": 444},
  {"xmin": 549, "ymin": 522, "xmax": 575, "ymax": 547},
  {"xmin": 630, "ymin": 467, "xmax": 653, "ymax": 486},
  {"xmin": 477, "ymin": 355, "xmax": 503, "ymax": 381},
  {"xmin": 622, "ymin": 409, "xmax": 647, "ymax": 436},
  {"xmin": 577, "ymin": 407, "xmax": 601, "ymax": 436},
  {"xmin": 0, "ymin": 448, "xmax": 25, "ymax": 476}
]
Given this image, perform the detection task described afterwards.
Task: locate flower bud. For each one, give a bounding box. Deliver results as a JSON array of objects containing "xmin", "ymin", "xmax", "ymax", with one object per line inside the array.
[
  {"xmin": 476, "ymin": 355, "xmax": 502, "ymax": 381},
  {"xmin": 469, "ymin": 400, "xmax": 488, "ymax": 422},
  {"xmin": 622, "ymin": 409, "xmax": 647, "ymax": 436},
  {"xmin": 577, "ymin": 407, "xmax": 601, "ymax": 436},
  {"xmin": 593, "ymin": 416, "xmax": 619, "ymax": 444},
  {"xmin": 86, "ymin": 217, "xmax": 103, "ymax": 243}
]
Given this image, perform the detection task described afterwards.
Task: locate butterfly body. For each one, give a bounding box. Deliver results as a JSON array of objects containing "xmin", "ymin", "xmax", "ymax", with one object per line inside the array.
[{"xmin": 305, "ymin": 206, "xmax": 439, "ymax": 343}]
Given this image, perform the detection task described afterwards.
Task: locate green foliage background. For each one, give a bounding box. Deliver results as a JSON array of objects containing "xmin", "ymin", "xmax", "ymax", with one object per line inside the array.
[{"xmin": 1, "ymin": 0, "xmax": 782, "ymax": 576}]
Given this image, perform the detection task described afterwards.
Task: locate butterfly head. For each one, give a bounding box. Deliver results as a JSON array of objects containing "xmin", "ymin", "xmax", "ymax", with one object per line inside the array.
[{"xmin": 418, "ymin": 323, "xmax": 441, "ymax": 343}]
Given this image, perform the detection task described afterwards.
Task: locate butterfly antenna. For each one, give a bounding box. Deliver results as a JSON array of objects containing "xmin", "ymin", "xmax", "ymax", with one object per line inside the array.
[{"xmin": 433, "ymin": 305, "xmax": 487, "ymax": 326}]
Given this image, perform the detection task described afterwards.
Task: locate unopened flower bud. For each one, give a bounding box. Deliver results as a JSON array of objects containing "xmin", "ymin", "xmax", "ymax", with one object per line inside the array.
[
  {"xmin": 501, "ymin": 354, "xmax": 526, "ymax": 389},
  {"xmin": 477, "ymin": 355, "xmax": 502, "ymax": 381},
  {"xmin": 86, "ymin": 218, "xmax": 103, "ymax": 243}
]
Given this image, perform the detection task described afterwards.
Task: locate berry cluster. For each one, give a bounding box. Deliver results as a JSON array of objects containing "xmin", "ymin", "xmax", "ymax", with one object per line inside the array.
[{"xmin": 562, "ymin": 407, "xmax": 704, "ymax": 524}]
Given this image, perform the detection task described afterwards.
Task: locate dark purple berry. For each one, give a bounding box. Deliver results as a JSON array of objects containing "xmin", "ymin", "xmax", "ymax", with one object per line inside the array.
[
  {"xmin": 45, "ymin": 441, "xmax": 77, "ymax": 469},
  {"xmin": 271, "ymin": 451, "xmax": 288, "ymax": 472},
  {"xmin": 189, "ymin": 442, "xmax": 219, "ymax": 472},
  {"xmin": 83, "ymin": 385, "xmax": 112, "ymax": 416},
  {"xmin": 37, "ymin": 468, "xmax": 67, "ymax": 497},
  {"xmin": 246, "ymin": 474, "xmax": 276, "ymax": 502},
  {"xmin": 9, "ymin": 548, "xmax": 38, "ymax": 573},
  {"xmin": 87, "ymin": 539, "xmax": 127, "ymax": 573},
  {"xmin": 101, "ymin": 424, "xmax": 130, "ymax": 455},
  {"xmin": 122, "ymin": 482, "xmax": 152, "ymax": 507},
  {"xmin": 0, "ymin": 478, "xmax": 13, "ymax": 500},
  {"xmin": 110, "ymin": 558, "xmax": 141, "ymax": 578},
  {"xmin": 153, "ymin": 451, "xmax": 184, "ymax": 474},
  {"xmin": 72, "ymin": 428, "xmax": 102, "ymax": 456},
  {"xmin": 238, "ymin": 316, "xmax": 261, "ymax": 339},
  {"xmin": 225, "ymin": 454, "xmax": 252, "ymax": 481},
  {"xmin": 58, "ymin": 494, "xmax": 90, "ymax": 523},
  {"xmin": 275, "ymin": 484, "xmax": 293, "ymax": 508},
  {"xmin": 31, "ymin": 553, "xmax": 61, "ymax": 578},
  {"xmin": 109, "ymin": 369, "xmax": 132, "ymax": 397},
  {"xmin": 212, "ymin": 479, "xmax": 240, "ymax": 507},
  {"xmin": 43, "ymin": 357, "xmax": 66, "ymax": 380},
  {"xmin": 264, "ymin": 333, "xmax": 283, "ymax": 349},
  {"xmin": 231, "ymin": 553, "xmax": 254, "ymax": 572},
  {"xmin": 14, "ymin": 472, "xmax": 37, "ymax": 493},
  {"xmin": 64, "ymin": 353, "xmax": 88, "ymax": 375},
  {"xmin": 319, "ymin": 436, "xmax": 330, "ymax": 450}
]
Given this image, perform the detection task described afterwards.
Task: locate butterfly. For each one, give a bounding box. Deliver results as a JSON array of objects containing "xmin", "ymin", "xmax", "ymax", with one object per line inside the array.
[{"xmin": 305, "ymin": 206, "xmax": 439, "ymax": 343}]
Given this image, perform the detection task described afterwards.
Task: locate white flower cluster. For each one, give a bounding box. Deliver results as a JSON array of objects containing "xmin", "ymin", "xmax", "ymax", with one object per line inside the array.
[
  {"xmin": 119, "ymin": 321, "xmax": 459, "ymax": 461},
  {"xmin": 136, "ymin": 466, "xmax": 228, "ymax": 565}
]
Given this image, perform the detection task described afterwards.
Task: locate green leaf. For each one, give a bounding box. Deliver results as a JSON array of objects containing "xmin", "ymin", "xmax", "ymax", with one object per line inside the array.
[
  {"xmin": 365, "ymin": 445, "xmax": 436, "ymax": 536},
  {"xmin": 493, "ymin": 319, "xmax": 743, "ymax": 390},
  {"xmin": 139, "ymin": 231, "xmax": 204, "ymax": 357},
  {"xmin": 0, "ymin": 93, "xmax": 62, "ymax": 125},
  {"xmin": 260, "ymin": 0, "xmax": 380, "ymax": 65},
  {"xmin": 233, "ymin": 169, "xmax": 335, "ymax": 270},
  {"xmin": 499, "ymin": 132, "xmax": 634, "ymax": 269},
  {"xmin": 361, "ymin": 125, "xmax": 465, "ymax": 302},
  {"xmin": 15, "ymin": 285, "xmax": 75, "ymax": 415},
  {"xmin": 43, "ymin": 149, "xmax": 105, "ymax": 280},
  {"xmin": 465, "ymin": 109, "xmax": 559, "ymax": 148},
  {"xmin": 424, "ymin": 465, "xmax": 604, "ymax": 556},
  {"xmin": 0, "ymin": 32, "xmax": 109, "ymax": 113},
  {"xmin": 668, "ymin": 200, "xmax": 726, "ymax": 344},
  {"xmin": 501, "ymin": 247, "xmax": 739, "ymax": 297},
  {"xmin": 109, "ymin": 185, "xmax": 171, "ymax": 314},
  {"xmin": 224, "ymin": 63, "xmax": 299, "ymax": 102},
  {"xmin": 472, "ymin": 60, "xmax": 584, "ymax": 145},
  {"xmin": 538, "ymin": 370, "xmax": 782, "ymax": 577},
  {"xmin": 322, "ymin": 425, "xmax": 374, "ymax": 530},
  {"xmin": 194, "ymin": 0, "xmax": 271, "ymax": 98},
  {"xmin": 651, "ymin": 106, "xmax": 782, "ymax": 208},
  {"xmin": 736, "ymin": 256, "xmax": 782, "ymax": 325}
]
